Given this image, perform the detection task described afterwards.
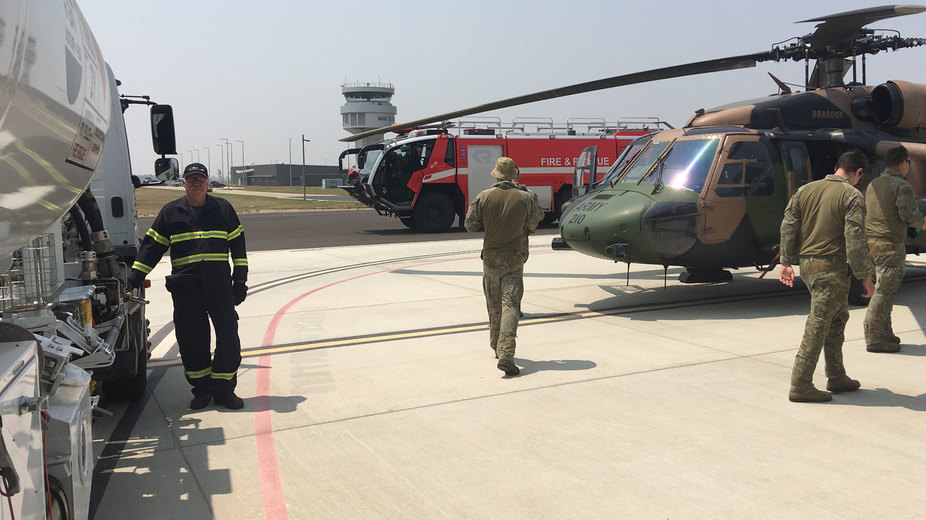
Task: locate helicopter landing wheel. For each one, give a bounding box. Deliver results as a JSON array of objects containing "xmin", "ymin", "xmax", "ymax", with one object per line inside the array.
[{"xmin": 678, "ymin": 268, "xmax": 733, "ymax": 284}]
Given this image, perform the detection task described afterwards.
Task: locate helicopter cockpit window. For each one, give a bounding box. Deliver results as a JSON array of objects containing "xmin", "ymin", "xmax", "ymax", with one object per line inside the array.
[
  {"xmin": 657, "ymin": 138, "xmax": 719, "ymax": 193},
  {"xmin": 600, "ymin": 135, "xmax": 651, "ymax": 185},
  {"xmin": 715, "ymin": 141, "xmax": 774, "ymax": 197},
  {"xmin": 619, "ymin": 141, "xmax": 669, "ymax": 184}
]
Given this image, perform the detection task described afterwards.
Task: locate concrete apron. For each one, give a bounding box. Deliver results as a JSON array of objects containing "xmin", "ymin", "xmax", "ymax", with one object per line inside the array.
[{"xmin": 91, "ymin": 236, "xmax": 926, "ymax": 519}]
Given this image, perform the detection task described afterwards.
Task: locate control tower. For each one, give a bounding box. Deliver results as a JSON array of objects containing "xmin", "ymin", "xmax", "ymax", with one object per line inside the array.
[{"xmin": 340, "ymin": 81, "xmax": 397, "ymax": 148}]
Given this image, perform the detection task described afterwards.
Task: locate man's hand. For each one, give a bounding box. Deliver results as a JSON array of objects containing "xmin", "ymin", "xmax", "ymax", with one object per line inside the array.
[
  {"xmin": 861, "ymin": 276, "xmax": 875, "ymax": 298},
  {"xmin": 233, "ymin": 281, "xmax": 248, "ymax": 306},
  {"xmin": 779, "ymin": 264, "xmax": 795, "ymax": 288}
]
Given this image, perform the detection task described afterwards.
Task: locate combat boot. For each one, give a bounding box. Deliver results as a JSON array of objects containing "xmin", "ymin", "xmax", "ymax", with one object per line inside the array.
[
  {"xmin": 497, "ymin": 358, "xmax": 520, "ymax": 376},
  {"xmin": 866, "ymin": 343, "xmax": 901, "ymax": 353},
  {"xmin": 826, "ymin": 374, "xmax": 861, "ymax": 393},
  {"xmin": 789, "ymin": 384, "xmax": 832, "ymax": 402},
  {"xmin": 789, "ymin": 356, "xmax": 830, "ymax": 402},
  {"xmin": 887, "ymin": 334, "xmax": 901, "ymax": 344}
]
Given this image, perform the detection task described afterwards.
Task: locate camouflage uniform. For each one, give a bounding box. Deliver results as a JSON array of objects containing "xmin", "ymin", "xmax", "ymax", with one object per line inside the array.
[
  {"xmin": 465, "ymin": 181, "xmax": 543, "ymax": 361},
  {"xmin": 863, "ymin": 167, "xmax": 924, "ymax": 347},
  {"xmin": 780, "ymin": 174, "xmax": 873, "ymax": 393}
]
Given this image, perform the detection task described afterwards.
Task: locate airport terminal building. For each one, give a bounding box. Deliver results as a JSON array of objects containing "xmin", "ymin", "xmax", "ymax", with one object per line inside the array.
[{"xmin": 229, "ymin": 163, "xmax": 343, "ymax": 187}]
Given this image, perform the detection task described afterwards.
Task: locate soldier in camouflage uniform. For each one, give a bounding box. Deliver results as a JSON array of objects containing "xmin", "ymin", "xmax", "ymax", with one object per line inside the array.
[
  {"xmin": 779, "ymin": 149, "xmax": 874, "ymax": 403},
  {"xmin": 863, "ymin": 145, "xmax": 926, "ymax": 353},
  {"xmin": 465, "ymin": 157, "xmax": 544, "ymax": 376}
]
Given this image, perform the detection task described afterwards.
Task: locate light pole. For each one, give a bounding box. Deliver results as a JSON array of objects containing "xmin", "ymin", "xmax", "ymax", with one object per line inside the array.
[
  {"xmin": 215, "ymin": 144, "xmax": 225, "ymax": 183},
  {"xmin": 220, "ymin": 138, "xmax": 232, "ymax": 182},
  {"xmin": 200, "ymin": 147, "xmax": 211, "ymax": 173},
  {"xmin": 236, "ymin": 139, "xmax": 245, "ymax": 167},
  {"xmin": 302, "ymin": 135, "xmax": 311, "ymax": 200},
  {"xmin": 288, "ymin": 138, "xmax": 293, "ymax": 189}
]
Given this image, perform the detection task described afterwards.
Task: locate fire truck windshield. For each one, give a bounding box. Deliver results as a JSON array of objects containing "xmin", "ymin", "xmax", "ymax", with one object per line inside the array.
[
  {"xmin": 370, "ymin": 140, "xmax": 435, "ymax": 204},
  {"xmin": 358, "ymin": 148, "xmax": 382, "ymax": 176}
]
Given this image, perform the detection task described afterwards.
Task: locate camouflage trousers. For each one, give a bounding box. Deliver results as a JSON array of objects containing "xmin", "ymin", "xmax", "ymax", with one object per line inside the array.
[
  {"xmin": 482, "ymin": 255, "xmax": 525, "ymax": 360},
  {"xmin": 863, "ymin": 240, "xmax": 905, "ymax": 345},
  {"xmin": 791, "ymin": 259, "xmax": 850, "ymax": 388}
]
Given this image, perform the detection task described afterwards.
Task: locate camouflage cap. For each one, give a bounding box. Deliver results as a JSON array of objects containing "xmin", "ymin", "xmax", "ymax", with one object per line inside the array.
[{"xmin": 490, "ymin": 157, "xmax": 519, "ymax": 180}]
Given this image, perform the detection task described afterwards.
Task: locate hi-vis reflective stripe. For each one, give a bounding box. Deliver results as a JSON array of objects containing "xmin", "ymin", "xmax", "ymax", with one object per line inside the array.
[
  {"xmin": 171, "ymin": 253, "xmax": 229, "ymax": 267},
  {"xmin": 146, "ymin": 228, "xmax": 170, "ymax": 246},
  {"xmin": 186, "ymin": 368, "xmax": 212, "ymax": 379},
  {"xmin": 132, "ymin": 260, "xmax": 155, "ymax": 274},
  {"xmin": 227, "ymin": 225, "xmax": 243, "ymax": 240},
  {"xmin": 210, "ymin": 371, "xmax": 236, "ymax": 381},
  {"xmin": 171, "ymin": 230, "xmax": 229, "ymax": 243},
  {"xmin": 232, "ymin": 258, "xmax": 248, "ymax": 267}
]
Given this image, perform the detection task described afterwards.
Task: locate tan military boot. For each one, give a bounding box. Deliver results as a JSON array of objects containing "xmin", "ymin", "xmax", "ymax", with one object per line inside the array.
[
  {"xmin": 789, "ymin": 357, "xmax": 831, "ymax": 402},
  {"xmin": 826, "ymin": 374, "xmax": 861, "ymax": 393},
  {"xmin": 886, "ymin": 334, "xmax": 901, "ymax": 344},
  {"xmin": 866, "ymin": 343, "xmax": 901, "ymax": 353},
  {"xmin": 789, "ymin": 384, "xmax": 832, "ymax": 402},
  {"xmin": 497, "ymin": 358, "xmax": 520, "ymax": 376}
]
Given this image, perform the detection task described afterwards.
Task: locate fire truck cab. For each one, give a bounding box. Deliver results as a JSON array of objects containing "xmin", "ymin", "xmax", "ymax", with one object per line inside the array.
[{"xmin": 342, "ymin": 117, "xmax": 670, "ymax": 232}]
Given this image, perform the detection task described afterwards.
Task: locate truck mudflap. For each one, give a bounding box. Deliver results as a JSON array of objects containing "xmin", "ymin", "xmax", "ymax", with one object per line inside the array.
[{"xmin": 340, "ymin": 181, "xmax": 411, "ymax": 217}]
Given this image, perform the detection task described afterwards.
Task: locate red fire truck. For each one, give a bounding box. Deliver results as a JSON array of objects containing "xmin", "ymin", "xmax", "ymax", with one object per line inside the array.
[{"xmin": 341, "ymin": 117, "xmax": 671, "ymax": 232}]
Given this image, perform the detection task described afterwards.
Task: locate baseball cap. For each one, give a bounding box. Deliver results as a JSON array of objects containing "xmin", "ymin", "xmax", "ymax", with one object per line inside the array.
[{"xmin": 183, "ymin": 163, "xmax": 209, "ymax": 179}]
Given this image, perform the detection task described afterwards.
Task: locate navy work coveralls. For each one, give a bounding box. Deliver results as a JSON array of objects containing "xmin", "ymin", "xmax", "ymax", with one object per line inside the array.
[{"xmin": 129, "ymin": 195, "xmax": 248, "ymax": 397}]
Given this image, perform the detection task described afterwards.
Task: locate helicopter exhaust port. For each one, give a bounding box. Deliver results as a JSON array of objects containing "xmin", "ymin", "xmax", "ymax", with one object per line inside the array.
[{"xmin": 870, "ymin": 80, "xmax": 926, "ymax": 129}]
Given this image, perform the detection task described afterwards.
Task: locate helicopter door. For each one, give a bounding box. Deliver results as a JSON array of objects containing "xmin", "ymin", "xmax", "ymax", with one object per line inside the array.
[
  {"xmin": 572, "ymin": 146, "xmax": 598, "ymax": 198},
  {"xmin": 781, "ymin": 141, "xmax": 812, "ymax": 196},
  {"xmin": 701, "ymin": 135, "xmax": 778, "ymax": 244}
]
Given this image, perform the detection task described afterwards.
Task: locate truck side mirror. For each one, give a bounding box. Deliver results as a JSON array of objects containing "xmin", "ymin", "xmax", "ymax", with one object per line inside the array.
[
  {"xmin": 151, "ymin": 104, "xmax": 177, "ymax": 155},
  {"xmin": 155, "ymin": 158, "xmax": 179, "ymax": 181}
]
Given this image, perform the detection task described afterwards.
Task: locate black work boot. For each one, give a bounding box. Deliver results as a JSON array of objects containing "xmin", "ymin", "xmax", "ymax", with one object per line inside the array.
[
  {"xmin": 497, "ymin": 358, "xmax": 520, "ymax": 376},
  {"xmin": 214, "ymin": 392, "xmax": 244, "ymax": 410},
  {"xmin": 190, "ymin": 394, "xmax": 212, "ymax": 410}
]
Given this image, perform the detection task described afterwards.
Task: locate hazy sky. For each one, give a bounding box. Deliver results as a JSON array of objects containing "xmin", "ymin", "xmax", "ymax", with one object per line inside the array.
[{"xmin": 77, "ymin": 0, "xmax": 926, "ymax": 178}]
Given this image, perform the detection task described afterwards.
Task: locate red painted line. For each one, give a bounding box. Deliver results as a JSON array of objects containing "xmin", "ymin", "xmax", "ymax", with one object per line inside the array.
[{"xmin": 255, "ymin": 257, "xmax": 471, "ymax": 520}]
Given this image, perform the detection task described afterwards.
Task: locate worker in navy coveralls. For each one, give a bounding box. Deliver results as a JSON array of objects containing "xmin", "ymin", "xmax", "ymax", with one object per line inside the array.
[{"xmin": 127, "ymin": 163, "xmax": 248, "ymax": 410}]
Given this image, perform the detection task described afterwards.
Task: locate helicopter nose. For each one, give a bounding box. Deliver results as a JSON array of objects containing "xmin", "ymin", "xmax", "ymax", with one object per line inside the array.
[
  {"xmin": 559, "ymin": 190, "xmax": 651, "ymax": 260},
  {"xmin": 641, "ymin": 200, "xmax": 700, "ymax": 259}
]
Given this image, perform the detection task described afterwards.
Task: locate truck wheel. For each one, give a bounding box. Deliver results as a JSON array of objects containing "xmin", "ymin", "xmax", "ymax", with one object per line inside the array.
[
  {"xmin": 102, "ymin": 345, "xmax": 148, "ymax": 401},
  {"xmin": 542, "ymin": 189, "xmax": 571, "ymax": 226},
  {"xmin": 102, "ymin": 303, "xmax": 149, "ymax": 401},
  {"xmin": 412, "ymin": 193, "xmax": 455, "ymax": 232},
  {"xmin": 399, "ymin": 216, "xmax": 416, "ymax": 229},
  {"xmin": 46, "ymin": 476, "xmax": 71, "ymax": 520}
]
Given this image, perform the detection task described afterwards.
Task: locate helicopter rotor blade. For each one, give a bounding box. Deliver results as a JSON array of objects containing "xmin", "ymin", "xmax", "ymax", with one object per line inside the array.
[
  {"xmin": 339, "ymin": 54, "xmax": 763, "ymax": 143},
  {"xmin": 798, "ymin": 4, "xmax": 926, "ymax": 51}
]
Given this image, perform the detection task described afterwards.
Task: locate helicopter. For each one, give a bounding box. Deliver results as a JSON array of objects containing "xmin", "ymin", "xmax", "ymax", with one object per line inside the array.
[{"xmin": 341, "ymin": 5, "xmax": 926, "ymax": 301}]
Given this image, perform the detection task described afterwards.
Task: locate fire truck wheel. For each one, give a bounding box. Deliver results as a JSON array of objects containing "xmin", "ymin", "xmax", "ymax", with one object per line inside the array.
[
  {"xmin": 412, "ymin": 193, "xmax": 455, "ymax": 232},
  {"xmin": 542, "ymin": 189, "xmax": 571, "ymax": 225},
  {"xmin": 399, "ymin": 216, "xmax": 416, "ymax": 229}
]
